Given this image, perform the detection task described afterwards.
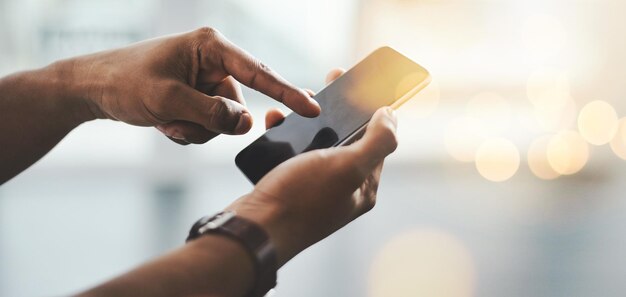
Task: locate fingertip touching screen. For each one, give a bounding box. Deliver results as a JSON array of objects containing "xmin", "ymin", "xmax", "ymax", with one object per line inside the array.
[{"xmin": 236, "ymin": 47, "xmax": 430, "ymax": 184}]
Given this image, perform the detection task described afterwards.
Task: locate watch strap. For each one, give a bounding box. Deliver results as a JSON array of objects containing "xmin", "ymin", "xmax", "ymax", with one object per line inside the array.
[{"xmin": 187, "ymin": 212, "xmax": 277, "ymax": 297}]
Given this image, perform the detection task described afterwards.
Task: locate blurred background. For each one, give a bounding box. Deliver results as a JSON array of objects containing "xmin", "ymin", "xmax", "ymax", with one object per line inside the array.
[{"xmin": 2, "ymin": 0, "xmax": 626, "ymax": 296}]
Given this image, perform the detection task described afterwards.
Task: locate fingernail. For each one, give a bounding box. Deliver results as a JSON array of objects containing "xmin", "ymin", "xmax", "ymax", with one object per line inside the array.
[
  {"xmin": 308, "ymin": 96, "xmax": 320, "ymax": 106},
  {"xmin": 235, "ymin": 112, "xmax": 251, "ymax": 134},
  {"xmin": 158, "ymin": 126, "xmax": 186, "ymax": 140},
  {"xmin": 170, "ymin": 131, "xmax": 186, "ymax": 140}
]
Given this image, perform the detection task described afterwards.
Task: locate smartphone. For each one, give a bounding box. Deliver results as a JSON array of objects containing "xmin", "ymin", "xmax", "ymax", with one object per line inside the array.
[{"xmin": 235, "ymin": 46, "xmax": 431, "ymax": 184}]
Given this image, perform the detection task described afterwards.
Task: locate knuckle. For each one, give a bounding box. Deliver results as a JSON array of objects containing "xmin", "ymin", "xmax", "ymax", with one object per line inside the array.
[
  {"xmin": 257, "ymin": 61, "xmax": 272, "ymax": 73},
  {"xmin": 194, "ymin": 27, "xmax": 224, "ymax": 49},
  {"xmin": 246, "ymin": 60, "xmax": 271, "ymax": 87},
  {"xmin": 152, "ymin": 101, "xmax": 168, "ymax": 118},
  {"xmin": 192, "ymin": 27, "xmax": 222, "ymax": 60},
  {"xmin": 209, "ymin": 99, "xmax": 227, "ymax": 121},
  {"xmin": 149, "ymin": 102, "xmax": 168, "ymax": 120},
  {"xmin": 307, "ymin": 149, "xmax": 336, "ymax": 169},
  {"xmin": 305, "ymin": 149, "xmax": 329, "ymax": 165},
  {"xmin": 313, "ymin": 149, "xmax": 332, "ymax": 161},
  {"xmin": 207, "ymin": 98, "xmax": 234, "ymax": 130},
  {"xmin": 362, "ymin": 178, "xmax": 380, "ymax": 212},
  {"xmin": 196, "ymin": 26, "xmax": 220, "ymax": 39}
]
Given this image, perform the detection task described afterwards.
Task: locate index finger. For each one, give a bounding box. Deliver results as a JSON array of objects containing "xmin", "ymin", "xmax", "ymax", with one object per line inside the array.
[{"xmin": 217, "ymin": 37, "xmax": 321, "ymax": 117}]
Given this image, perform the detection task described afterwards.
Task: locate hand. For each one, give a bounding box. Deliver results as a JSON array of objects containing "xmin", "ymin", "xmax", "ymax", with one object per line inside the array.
[
  {"xmin": 69, "ymin": 69, "xmax": 396, "ymax": 297},
  {"xmin": 227, "ymin": 69, "xmax": 399, "ymax": 265},
  {"xmin": 71, "ymin": 27, "xmax": 320, "ymax": 144}
]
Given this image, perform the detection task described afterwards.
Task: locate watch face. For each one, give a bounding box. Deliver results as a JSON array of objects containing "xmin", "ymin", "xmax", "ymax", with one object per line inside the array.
[
  {"xmin": 198, "ymin": 211, "xmax": 236, "ymax": 233},
  {"xmin": 198, "ymin": 216, "xmax": 212, "ymax": 225},
  {"xmin": 187, "ymin": 211, "xmax": 236, "ymax": 242}
]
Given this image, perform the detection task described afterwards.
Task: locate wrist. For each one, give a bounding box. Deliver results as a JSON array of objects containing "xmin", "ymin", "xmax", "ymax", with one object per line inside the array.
[
  {"xmin": 187, "ymin": 234, "xmax": 256, "ymax": 296},
  {"xmin": 227, "ymin": 193, "xmax": 303, "ymax": 267},
  {"xmin": 44, "ymin": 57, "xmax": 103, "ymax": 123}
]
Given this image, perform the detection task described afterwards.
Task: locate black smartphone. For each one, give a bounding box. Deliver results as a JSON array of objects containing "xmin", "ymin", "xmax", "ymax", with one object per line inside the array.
[{"xmin": 235, "ymin": 46, "xmax": 431, "ymax": 184}]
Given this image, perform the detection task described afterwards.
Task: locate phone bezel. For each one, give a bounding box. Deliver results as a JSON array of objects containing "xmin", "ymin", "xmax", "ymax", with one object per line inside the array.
[{"xmin": 335, "ymin": 67, "xmax": 431, "ymax": 146}]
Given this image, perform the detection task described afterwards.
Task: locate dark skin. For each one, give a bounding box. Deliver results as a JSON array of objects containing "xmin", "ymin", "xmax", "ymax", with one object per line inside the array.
[
  {"xmin": 0, "ymin": 28, "xmax": 399, "ymax": 297},
  {"xmin": 1, "ymin": 27, "xmax": 321, "ymax": 182}
]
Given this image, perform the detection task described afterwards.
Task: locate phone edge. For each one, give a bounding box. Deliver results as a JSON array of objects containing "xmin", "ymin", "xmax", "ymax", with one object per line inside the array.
[{"xmin": 336, "ymin": 72, "xmax": 432, "ymax": 147}]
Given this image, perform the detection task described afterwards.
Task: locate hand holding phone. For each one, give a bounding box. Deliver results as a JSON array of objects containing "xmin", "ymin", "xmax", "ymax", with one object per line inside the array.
[
  {"xmin": 236, "ymin": 46, "xmax": 431, "ymax": 183},
  {"xmin": 228, "ymin": 97, "xmax": 400, "ymax": 265}
]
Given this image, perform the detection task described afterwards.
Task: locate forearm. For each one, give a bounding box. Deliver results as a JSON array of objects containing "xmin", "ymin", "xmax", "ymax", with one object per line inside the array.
[
  {"xmin": 74, "ymin": 196, "xmax": 301, "ymax": 297},
  {"xmin": 75, "ymin": 235, "xmax": 255, "ymax": 297},
  {"xmin": 0, "ymin": 60, "xmax": 94, "ymax": 184}
]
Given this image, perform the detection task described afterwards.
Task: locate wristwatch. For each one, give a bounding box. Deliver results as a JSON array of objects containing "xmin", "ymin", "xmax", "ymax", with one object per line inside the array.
[{"xmin": 187, "ymin": 211, "xmax": 277, "ymax": 297}]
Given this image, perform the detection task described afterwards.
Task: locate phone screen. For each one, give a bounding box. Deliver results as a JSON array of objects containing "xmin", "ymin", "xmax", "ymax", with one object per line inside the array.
[{"xmin": 236, "ymin": 47, "xmax": 430, "ymax": 184}]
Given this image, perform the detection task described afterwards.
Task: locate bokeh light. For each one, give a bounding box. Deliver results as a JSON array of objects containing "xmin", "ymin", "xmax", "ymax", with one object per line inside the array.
[
  {"xmin": 369, "ymin": 228, "xmax": 475, "ymax": 297},
  {"xmin": 533, "ymin": 96, "xmax": 577, "ymax": 132},
  {"xmin": 577, "ymin": 100, "xmax": 618, "ymax": 145},
  {"xmin": 466, "ymin": 92, "xmax": 511, "ymax": 136},
  {"xmin": 610, "ymin": 118, "xmax": 626, "ymax": 160},
  {"xmin": 475, "ymin": 138, "xmax": 520, "ymax": 182},
  {"xmin": 444, "ymin": 117, "xmax": 486, "ymax": 163},
  {"xmin": 527, "ymin": 135, "xmax": 561, "ymax": 180},
  {"xmin": 526, "ymin": 69, "xmax": 578, "ymax": 132},
  {"xmin": 547, "ymin": 131, "xmax": 589, "ymax": 175},
  {"xmin": 526, "ymin": 69, "xmax": 570, "ymax": 112}
]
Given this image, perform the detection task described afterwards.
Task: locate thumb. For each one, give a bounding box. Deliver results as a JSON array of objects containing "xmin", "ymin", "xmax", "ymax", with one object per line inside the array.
[
  {"xmin": 157, "ymin": 83, "xmax": 253, "ymax": 134},
  {"xmin": 352, "ymin": 107, "xmax": 399, "ymax": 170}
]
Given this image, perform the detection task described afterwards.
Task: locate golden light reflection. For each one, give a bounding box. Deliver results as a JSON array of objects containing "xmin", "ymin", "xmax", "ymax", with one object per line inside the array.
[
  {"xmin": 444, "ymin": 117, "xmax": 486, "ymax": 163},
  {"xmin": 475, "ymin": 138, "xmax": 520, "ymax": 182},
  {"xmin": 577, "ymin": 100, "xmax": 618, "ymax": 145},
  {"xmin": 547, "ymin": 131, "xmax": 589, "ymax": 175},
  {"xmin": 397, "ymin": 77, "xmax": 440, "ymax": 118},
  {"xmin": 527, "ymin": 135, "xmax": 560, "ymax": 180},
  {"xmin": 533, "ymin": 96, "xmax": 577, "ymax": 132},
  {"xmin": 466, "ymin": 92, "xmax": 511, "ymax": 135},
  {"xmin": 610, "ymin": 118, "xmax": 626, "ymax": 160},
  {"xmin": 526, "ymin": 69, "xmax": 578, "ymax": 132},
  {"xmin": 526, "ymin": 69, "xmax": 570, "ymax": 112},
  {"xmin": 368, "ymin": 229, "xmax": 475, "ymax": 297}
]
